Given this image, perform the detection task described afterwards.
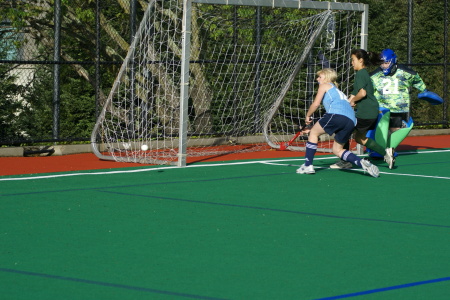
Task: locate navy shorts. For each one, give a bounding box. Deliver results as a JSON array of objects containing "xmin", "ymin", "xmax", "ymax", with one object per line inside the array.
[
  {"xmin": 354, "ymin": 117, "xmax": 378, "ymax": 135},
  {"xmin": 318, "ymin": 113, "xmax": 356, "ymax": 144}
]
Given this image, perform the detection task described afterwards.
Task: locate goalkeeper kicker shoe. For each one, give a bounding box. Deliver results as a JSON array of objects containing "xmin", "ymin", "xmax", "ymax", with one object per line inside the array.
[
  {"xmin": 360, "ymin": 159, "xmax": 380, "ymax": 178},
  {"xmin": 296, "ymin": 164, "xmax": 315, "ymax": 174},
  {"xmin": 384, "ymin": 147, "xmax": 396, "ymax": 169}
]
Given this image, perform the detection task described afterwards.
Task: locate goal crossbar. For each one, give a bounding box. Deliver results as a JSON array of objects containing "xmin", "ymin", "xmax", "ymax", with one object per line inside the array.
[{"xmin": 193, "ymin": 0, "xmax": 366, "ymax": 12}]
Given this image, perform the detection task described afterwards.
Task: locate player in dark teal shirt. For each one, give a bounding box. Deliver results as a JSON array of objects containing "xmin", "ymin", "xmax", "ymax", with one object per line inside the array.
[
  {"xmin": 351, "ymin": 68, "xmax": 379, "ymax": 119},
  {"xmin": 331, "ymin": 49, "xmax": 395, "ymax": 170}
]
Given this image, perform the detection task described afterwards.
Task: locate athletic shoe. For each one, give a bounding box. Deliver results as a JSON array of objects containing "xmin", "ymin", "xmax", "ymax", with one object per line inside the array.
[
  {"xmin": 296, "ymin": 164, "xmax": 315, "ymax": 174},
  {"xmin": 330, "ymin": 160, "xmax": 353, "ymax": 169},
  {"xmin": 384, "ymin": 147, "xmax": 396, "ymax": 169},
  {"xmin": 360, "ymin": 158, "xmax": 380, "ymax": 178}
]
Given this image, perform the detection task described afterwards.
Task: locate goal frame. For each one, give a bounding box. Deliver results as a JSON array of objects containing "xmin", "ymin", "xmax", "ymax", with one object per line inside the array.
[{"xmin": 178, "ymin": 0, "xmax": 368, "ymax": 166}]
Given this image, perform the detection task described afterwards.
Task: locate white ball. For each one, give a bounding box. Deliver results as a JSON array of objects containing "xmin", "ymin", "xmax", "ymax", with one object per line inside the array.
[{"xmin": 141, "ymin": 144, "xmax": 148, "ymax": 151}]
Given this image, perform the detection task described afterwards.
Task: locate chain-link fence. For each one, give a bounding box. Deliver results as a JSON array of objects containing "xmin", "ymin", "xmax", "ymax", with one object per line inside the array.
[
  {"xmin": 0, "ymin": 0, "xmax": 129, "ymax": 146},
  {"xmin": 0, "ymin": 0, "xmax": 448, "ymax": 146}
]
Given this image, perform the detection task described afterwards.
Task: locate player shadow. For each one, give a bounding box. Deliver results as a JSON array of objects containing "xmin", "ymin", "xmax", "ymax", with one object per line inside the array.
[
  {"xmin": 398, "ymin": 144, "xmax": 439, "ymax": 151},
  {"xmin": 368, "ymin": 143, "xmax": 448, "ymax": 168}
]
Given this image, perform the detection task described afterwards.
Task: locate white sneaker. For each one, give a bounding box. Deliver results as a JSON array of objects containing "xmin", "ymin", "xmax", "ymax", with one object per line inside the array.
[
  {"xmin": 330, "ymin": 160, "xmax": 353, "ymax": 169},
  {"xmin": 384, "ymin": 148, "xmax": 396, "ymax": 169},
  {"xmin": 296, "ymin": 164, "xmax": 315, "ymax": 174},
  {"xmin": 360, "ymin": 159, "xmax": 380, "ymax": 178}
]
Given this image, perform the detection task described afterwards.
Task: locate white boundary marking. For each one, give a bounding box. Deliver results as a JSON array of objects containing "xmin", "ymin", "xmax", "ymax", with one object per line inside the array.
[
  {"xmin": 0, "ymin": 149, "xmax": 449, "ymax": 182},
  {"xmin": 378, "ymin": 171, "xmax": 450, "ymax": 180}
]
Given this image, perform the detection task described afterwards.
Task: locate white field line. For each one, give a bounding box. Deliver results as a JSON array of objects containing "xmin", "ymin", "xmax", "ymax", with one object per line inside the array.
[
  {"xmin": 377, "ymin": 171, "xmax": 450, "ymax": 180},
  {"xmin": 262, "ymin": 161, "xmax": 450, "ymax": 180},
  {"xmin": 1, "ymin": 149, "xmax": 449, "ymax": 182}
]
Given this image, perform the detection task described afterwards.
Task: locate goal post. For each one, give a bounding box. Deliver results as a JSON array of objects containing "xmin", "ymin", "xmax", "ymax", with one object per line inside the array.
[
  {"xmin": 178, "ymin": 0, "xmax": 193, "ymax": 167},
  {"xmin": 91, "ymin": 0, "xmax": 368, "ymax": 166}
]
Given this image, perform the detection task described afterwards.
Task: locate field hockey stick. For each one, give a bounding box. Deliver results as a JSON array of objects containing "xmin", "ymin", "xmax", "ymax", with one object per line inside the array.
[{"xmin": 279, "ymin": 122, "xmax": 312, "ymax": 151}]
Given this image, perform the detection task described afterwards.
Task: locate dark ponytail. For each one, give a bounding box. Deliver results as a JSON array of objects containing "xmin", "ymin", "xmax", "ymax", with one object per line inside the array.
[{"xmin": 351, "ymin": 49, "xmax": 382, "ymax": 67}]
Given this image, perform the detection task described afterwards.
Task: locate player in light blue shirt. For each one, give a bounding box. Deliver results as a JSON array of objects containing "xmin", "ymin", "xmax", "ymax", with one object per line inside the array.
[{"xmin": 296, "ymin": 68, "xmax": 379, "ymax": 177}]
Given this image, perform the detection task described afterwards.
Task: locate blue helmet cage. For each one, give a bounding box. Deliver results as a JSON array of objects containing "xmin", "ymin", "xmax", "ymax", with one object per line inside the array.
[{"xmin": 381, "ymin": 49, "xmax": 397, "ymax": 75}]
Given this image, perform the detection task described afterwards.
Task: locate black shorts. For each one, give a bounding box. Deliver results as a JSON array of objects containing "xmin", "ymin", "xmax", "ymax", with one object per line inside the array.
[
  {"xmin": 318, "ymin": 113, "xmax": 356, "ymax": 144},
  {"xmin": 354, "ymin": 117, "xmax": 377, "ymax": 135},
  {"xmin": 390, "ymin": 113, "xmax": 408, "ymax": 128}
]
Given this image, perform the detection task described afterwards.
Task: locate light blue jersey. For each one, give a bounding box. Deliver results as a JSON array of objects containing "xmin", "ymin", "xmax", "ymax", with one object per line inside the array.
[{"xmin": 322, "ymin": 83, "xmax": 356, "ymax": 125}]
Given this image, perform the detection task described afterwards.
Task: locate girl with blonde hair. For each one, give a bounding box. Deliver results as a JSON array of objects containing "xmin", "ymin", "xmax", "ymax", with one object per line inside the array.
[{"xmin": 296, "ymin": 68, "xmax": 379, "ymax": 177}]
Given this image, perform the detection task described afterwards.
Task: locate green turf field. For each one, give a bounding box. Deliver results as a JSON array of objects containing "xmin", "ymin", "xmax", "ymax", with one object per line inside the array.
[{"xmin": 1, "ymin": 150, "xmax": 450, "ymax": 299}]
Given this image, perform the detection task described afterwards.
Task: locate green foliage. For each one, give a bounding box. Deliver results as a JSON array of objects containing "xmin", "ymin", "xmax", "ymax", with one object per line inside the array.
[
  {"xmin": 59, "ymin": 75, "xmax": 96, "ymax": 138},
  {"xmin": 351, "ymin": 0, "xmax": 449, "ymax": 125},
  {"xmin": 0, "ymin": 64, "xmax": 25, "ymax": 143},
  {"xmin": 16, "ymin": 67, "xmax": 54, "ymax": 140},
  {"xmin": 0, "ymin": 0, "xmax": 448, "ymax": 147},
  {"xmin": 16, "ymin": 65, "xmax": 96, "ymax": 140}
]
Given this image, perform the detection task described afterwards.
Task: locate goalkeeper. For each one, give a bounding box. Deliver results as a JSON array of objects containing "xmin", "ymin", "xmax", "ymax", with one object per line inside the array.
[{"xmin": 369, "ymin": 48, "xmax": 427, "ymax": 169}]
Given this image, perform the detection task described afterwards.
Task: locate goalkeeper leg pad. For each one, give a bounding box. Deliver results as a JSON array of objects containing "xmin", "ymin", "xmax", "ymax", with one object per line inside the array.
[{"xmin": 388, "ymin": 123, "xmax": 414, "ymax": 149}]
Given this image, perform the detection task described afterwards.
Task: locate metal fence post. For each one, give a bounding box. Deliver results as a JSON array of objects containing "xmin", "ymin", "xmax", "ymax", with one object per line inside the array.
[{"xmin": 53, "ymin": 0, "xmax": 62, "ymax": 141}]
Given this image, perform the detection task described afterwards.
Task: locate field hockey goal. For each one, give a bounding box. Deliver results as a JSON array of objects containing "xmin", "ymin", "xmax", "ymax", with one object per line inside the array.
[{"xmin": 91, "ymin": 0, "xmax": 368, "ymax": 166}]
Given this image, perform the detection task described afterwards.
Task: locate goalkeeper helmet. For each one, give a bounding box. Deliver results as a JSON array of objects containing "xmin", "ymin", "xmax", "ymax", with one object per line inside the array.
[{"xmin": 380, "ymin": 49, "xmax": 397, "ymax": 75}]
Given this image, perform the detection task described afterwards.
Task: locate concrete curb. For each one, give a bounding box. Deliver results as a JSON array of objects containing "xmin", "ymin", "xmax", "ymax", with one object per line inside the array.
[
  {"xmin": 407, "ymin": 128, "xmax": 450, "ymax": 137},
  {"xmin": 1, "ymin": 129, "xmax": 449, "ymax": 157},
  {"xmin": 0, "ymin": 144, "xmax": 93, "ymax": 157}
]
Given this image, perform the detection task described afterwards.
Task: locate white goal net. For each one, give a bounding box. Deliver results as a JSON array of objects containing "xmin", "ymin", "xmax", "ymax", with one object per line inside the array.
[{"xmin": 91, "ymin": 0, "xmax": 367, "ymax": 166}]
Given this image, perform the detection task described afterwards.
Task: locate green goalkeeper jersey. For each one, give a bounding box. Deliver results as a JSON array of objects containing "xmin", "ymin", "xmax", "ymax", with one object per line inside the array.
[{"xmin": 370, "ymin": 65, "xmax": 427, "ymax": 113}]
